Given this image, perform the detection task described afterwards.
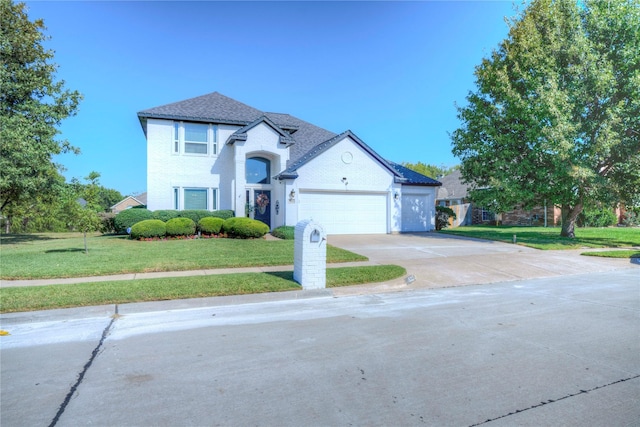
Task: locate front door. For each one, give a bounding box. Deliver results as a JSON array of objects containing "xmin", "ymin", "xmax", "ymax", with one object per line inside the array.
[{"xmin": 248, "ymin": 189, "xmax": 271, "ymax": 228}]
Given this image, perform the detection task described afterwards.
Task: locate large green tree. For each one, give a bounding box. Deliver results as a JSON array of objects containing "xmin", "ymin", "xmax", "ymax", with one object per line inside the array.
[
  {"xmin": 451, "ymin": 0, "xmax": 640, "ymax": 237},
  {"xmin": 0, "ymin": 0, "xmax": 82, "ymax": 230},
  {"xmin": 401, "ymin": 162, "xmax": 458, "ymax": 180}
]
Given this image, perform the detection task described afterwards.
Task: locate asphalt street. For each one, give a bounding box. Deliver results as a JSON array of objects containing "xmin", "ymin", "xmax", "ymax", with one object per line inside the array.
[{"xmin": 1, "ymin": 268, "xmax": 638, "ymax": 426}]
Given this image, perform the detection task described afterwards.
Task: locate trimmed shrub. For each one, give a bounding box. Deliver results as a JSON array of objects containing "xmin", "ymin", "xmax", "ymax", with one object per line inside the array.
[
  {"xmin": 271, "ymin": 225, "xmax": 294, "ymax": 240},
  {"xmin": 223, "ymin": 217, "xmax": 270, "ymax": 238},
  {"xmin": 176, "ymin": 210, "xmax": 212, "ymax": 223},
  {"xmin": 152, "ymin": 210, "xmax": 179, "ymax": 222},
  {"xmin": 166, "ymin": 217, "xmax": 196, "ymax": 237},
  {"xmin": 114, "ymin": 208, "xmax": 153, "ymax": 234},
  {"xmin": 176, "ymin": 209, "xmax": 235, "ymax": 222},
  {"xmin": 198, "ymin": 217, "xmax": 224, "ymax": 235},
  {"xmin": 130, "ymin": 219, "xmax": 166, "ymax": 240},
  {"xmin": 207, "ymin": 210, "xmax": 235, "ymax": 220}
]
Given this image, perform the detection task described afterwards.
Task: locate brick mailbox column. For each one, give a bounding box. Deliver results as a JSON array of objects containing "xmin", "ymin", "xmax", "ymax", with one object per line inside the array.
[{"xmin": 293, "ymin": 220, "xmax": 327, "ymax": 290}]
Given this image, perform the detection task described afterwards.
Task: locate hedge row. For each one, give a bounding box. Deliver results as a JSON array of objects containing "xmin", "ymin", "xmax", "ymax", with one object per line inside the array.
[
  {"xmin": 130, "ymin": 217, "xmax": 269, "ymax": 240},
  {"xmin": 114, "ymin": 209, "xmax": 234, "ymax": 234}
]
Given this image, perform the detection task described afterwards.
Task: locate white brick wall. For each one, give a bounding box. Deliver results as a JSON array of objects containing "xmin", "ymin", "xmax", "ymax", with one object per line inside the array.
[
  {"xmin": 294, "ymin": 137, "xmax": 394, "ymax": 192},
  {"xmin": 146, "ymin": 119, "xmax": 288, "ymax": 225},
  {"xmin": 146, "ymin": 119, "xmax": 239, "ymax": 211},
  {"xmin": 293, "ymin": 220, "xmax": 327, "ymax": 289},
  {"xmin": 145, "ymin": 120, "xmax": 437, "ymax": 233}
]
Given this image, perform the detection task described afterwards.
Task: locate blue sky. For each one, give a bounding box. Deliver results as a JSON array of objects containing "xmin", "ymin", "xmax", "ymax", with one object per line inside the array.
[{"xmin": 25, "ymin": 1, "xmax": 521, "ymax": 196}]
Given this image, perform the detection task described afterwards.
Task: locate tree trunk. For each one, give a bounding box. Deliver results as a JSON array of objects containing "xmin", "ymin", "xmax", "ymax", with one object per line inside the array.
[
  {"xmin": 84, "ymin": 232, "xmax": 88, "ymax": 254},
  {"xmin": 560, "ymin": 203, "xmax": 583, "ymax": 238}
]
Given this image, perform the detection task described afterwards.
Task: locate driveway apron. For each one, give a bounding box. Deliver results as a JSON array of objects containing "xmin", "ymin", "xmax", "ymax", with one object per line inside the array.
[{"xmin": 327, "ymin": 233, "xmax": 635, "ymax": 293}]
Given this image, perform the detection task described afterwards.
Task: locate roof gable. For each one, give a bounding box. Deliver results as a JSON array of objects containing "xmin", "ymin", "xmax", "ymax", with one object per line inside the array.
[
  {"xmin": 276, "ymin": 130, "xmax": 402, "ymax": 180},
  {"xmin": 226, "ymin": 115, "xmax": 296, "ymax": 146}
]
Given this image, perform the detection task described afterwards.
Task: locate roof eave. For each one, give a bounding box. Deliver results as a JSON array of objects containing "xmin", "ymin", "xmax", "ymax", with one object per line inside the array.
[
  {"xmin": 137, "ymin": 111, "xmax": 250, "ymax": 127},
  {"xmin": 275, "ymin": 171, "xmax": 299, "ymax": 180}
]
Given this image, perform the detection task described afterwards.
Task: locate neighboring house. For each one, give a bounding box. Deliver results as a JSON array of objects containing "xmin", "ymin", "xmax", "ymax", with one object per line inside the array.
[
  {"xmin": 137, "ymin": 92, "xmax": 441, "ymax": 235},
  {"xmin": 436, "ymin": 170, "xmax": 473, "ymax": 226},
  {"xmin": 111, "ymin": 193, "xmax": 147, "ymax": 214},
  {"xmin": 436, "ymin": 170, "xmax": 561, "ymax": 227}
]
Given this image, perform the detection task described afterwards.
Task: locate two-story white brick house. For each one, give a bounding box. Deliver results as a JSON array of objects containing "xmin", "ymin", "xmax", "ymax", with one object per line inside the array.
[{"xmin": 138, "ymin": 92, "xmax": 440, "ymax": 235}]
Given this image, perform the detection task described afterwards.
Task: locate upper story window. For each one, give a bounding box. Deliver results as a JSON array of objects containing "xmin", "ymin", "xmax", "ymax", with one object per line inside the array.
[
  {"xmin": 246, "ymin": 157, "xmax": 270, "ymax": 184},
  {"xmin": 173, "ymin": 122, "xmax": 218, "ymax": 155},
  {"xmin": 184, "ymin": 123, "xmax": 208, "ymax": 154}
]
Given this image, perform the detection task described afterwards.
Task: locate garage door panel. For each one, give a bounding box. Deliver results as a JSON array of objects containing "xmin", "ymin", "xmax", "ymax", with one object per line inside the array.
[
  {"xmin": 401, "ymin": 194, "xmax": 431, "ymax": 232},
  {"xmin": 299, "ymin": 192, "xmax": 387, "ymax": 235}
]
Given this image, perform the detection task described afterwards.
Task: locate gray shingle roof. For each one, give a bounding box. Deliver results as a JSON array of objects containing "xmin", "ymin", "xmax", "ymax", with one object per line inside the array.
[
  {"xmin": 387, "ymin": 162, "xmax": 441, "ymax": 186},
  {"xmin": 276, "ymin": 130, "xmax": 400, "ymax": 180},
  {"xmin": 276, "ymin": 130, "xmax": 441, "ymax": 187},
  {"xmin": 436, "ymin": 169, "xmax": 469, "ymax": 199},
  {"xmin": 138, "ymin": 92, "xmax": 263, "ymax": 125},
  {"xmin": 138, "ymin": 92, "xmax": 440, "ymax": 187},
  {"xmin": 137, "ymin": 92, "xmax": 336, "ymax": 165},
  {"xmin": 226, "ymin": 115, "xmax": 296, "ymax": 147}
]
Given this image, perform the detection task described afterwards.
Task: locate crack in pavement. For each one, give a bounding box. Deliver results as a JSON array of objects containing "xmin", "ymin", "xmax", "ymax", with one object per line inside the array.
[
  {"xmin": 47, "ymin": 305, "xmax": 119, "ymax": 427},
  {"xmin": 468, "ymin": 373, "xmax": 640, "ymax": 427}
]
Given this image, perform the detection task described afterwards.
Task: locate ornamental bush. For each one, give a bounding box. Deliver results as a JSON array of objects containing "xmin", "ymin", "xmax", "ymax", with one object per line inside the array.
[
  {"xmin": 114, "ymin": 208, "xmax": 153, "ymax": 234},
  {"xmin": 130, "ymin": 219, "xmax": 166, "ymax": 240},
  {"xmin": 271, "ymin": 225, "xmax": 295, "ymax": 240},
  {"xmin": 152, "ymin": 210, "xmax": 179, "ymax": 222},
  {"xmin": 166, "ymin": 217, "xmax": 196, "ymax": 237},
  {"xmin": 176, "ymin": 210, "xmax": 212, "ymax": 223},
  {"xmin": 176, "ymin": 209, "xmax": 235, "ymax": 222},
  {"xmin": 580, "ymin": 207, "xmax": 617, "ymax": 228},
  {"xmin": 435, "ymin": 206, "xmax": 457, "ymax": 230},
  {"xmin": 207, "ymin": 210, "xmax": 235, "ymax": 220},
  {"xmin": 223, "ymin": 217, "xmax": 270, "ymax": 238},
  {"xmin": 198, "ymin": 217, "xmax": 224, "ymax": 235}
]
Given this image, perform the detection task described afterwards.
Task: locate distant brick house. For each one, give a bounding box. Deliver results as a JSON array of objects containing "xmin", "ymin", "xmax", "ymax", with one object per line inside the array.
[
  {"xmin": 110, "ymin": 193, "xmax": 147, "ymax": 214},
  {"xmin": 436, "ymin": 170, "xmax": 561, "ymax": 227}
]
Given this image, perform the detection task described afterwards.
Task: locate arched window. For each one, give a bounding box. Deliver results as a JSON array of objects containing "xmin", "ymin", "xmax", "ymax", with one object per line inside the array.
[{"xmin": 246, "ymin": 157, "xmax": 270, "ymax": 184}]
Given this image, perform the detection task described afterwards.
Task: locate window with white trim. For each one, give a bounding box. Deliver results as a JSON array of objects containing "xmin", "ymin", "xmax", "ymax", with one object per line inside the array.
[
  {"xmin": 174, "ymin": 188, "xmax": 218, "ymax": 211},
  {"xmin": 173, "ymin": 122, "xmax": 218, "ymax": 155},
  {"xmin": 174, "ymin": 123, "xmax": 179, "ymax": 153},
  {"xmin": 184, "ymin": 188, "xmax": 207, "ymax": 210}
]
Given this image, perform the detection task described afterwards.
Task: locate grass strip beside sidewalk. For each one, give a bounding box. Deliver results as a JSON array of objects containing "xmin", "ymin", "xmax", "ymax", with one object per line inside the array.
[
  {"xmin": 440, "ymin": 226, "xmax": 640, "ymax": 250},
  {"xmin": 0, "ymin": 265, "xmax": 406, "ymax": 313}
]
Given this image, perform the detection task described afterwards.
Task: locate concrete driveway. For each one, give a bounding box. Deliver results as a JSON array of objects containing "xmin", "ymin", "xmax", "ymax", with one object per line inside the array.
[{"xmin": 328, "ymin": 233, "xmax": 636, "ymax": 293}]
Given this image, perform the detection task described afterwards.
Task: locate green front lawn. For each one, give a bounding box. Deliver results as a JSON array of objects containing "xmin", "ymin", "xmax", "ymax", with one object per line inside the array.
[
  {"xmin": 581, "ymin": 250, "xmax": 640, "ymax": 259},
  {"xmin": 0, "ymin": 233, "xmax": 367, "ymax": 280},
  {"xmin": 439, "ymin": 226, "xmax": 640, "ymax": 250},
  {"xmin": 0, "ymin": 265, "xmax": 406, "ymax": 313}
]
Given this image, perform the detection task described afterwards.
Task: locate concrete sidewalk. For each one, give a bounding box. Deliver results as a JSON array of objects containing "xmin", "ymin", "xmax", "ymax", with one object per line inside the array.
[{"xmin": 0, "ymin": 261, "xmax": 377, "ymax": 288}]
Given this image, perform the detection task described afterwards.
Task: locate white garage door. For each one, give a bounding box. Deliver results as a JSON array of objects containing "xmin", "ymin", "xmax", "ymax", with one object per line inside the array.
[
  {"xmin": 401, "ymin": 193, "xmax": 432, "ymax": 232},
  {"xmin": 298, "ymin": 191, "xmax": 388, "ymax": 235}
]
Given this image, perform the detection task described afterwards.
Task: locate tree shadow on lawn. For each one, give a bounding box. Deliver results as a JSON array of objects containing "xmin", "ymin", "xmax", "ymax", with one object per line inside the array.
[
  {"xmin": 45, "ymin": 248, "xmax": 85, "ymax": 253},
  {"xmin": 0, "ymin": 234, "xmax": 57, "ymax": 245},
  {"xmin": 266, "ymin": 271, "xmax": 295, "ymax": 281}
]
